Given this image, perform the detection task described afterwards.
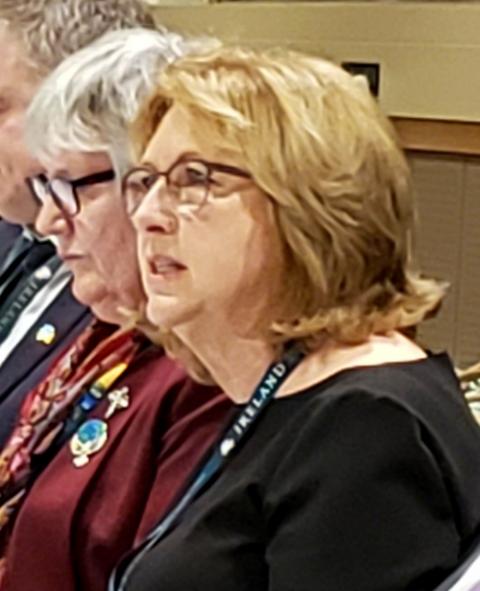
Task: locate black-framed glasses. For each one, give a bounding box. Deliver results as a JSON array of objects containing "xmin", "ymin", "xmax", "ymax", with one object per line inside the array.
[
  {"xmin": 25, "ymin": 169, "xmax": 115, "ymax": 217},
  {"xmin": 121, "ymin": 158, "xmax": 252, "ymax": 216}
]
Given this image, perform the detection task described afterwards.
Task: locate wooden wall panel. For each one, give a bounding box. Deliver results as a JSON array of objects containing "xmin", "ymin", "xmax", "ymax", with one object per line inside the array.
[
  {"xmin": 393, "ymin": 119, "xmax": 480, "ymax": 157},
  {"xmin": 408, "ymin": 154, "xmax": 464, "ymax": 360},
  {"xmin": 456, "ymin": 160, "xmax": 480, "ymax": 367}
]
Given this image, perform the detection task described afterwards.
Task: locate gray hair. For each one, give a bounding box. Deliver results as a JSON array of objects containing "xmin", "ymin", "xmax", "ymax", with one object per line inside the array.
[
  {"xmin": 0, "ymin": 0, "xmax": 156, "ymax": 75},
  {"xmin": 25, "ymin": 28, "xmax": 218, "ymax": 178}
]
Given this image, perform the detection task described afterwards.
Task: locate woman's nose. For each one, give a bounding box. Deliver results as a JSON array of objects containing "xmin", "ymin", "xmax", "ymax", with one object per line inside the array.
[
  {"xmin": 131, "ymin": 180, "xmax": 178, "ymax": 236},
  {"xmin": 35, "ymin": 195, "xmax": 70, "ymax": 238}
]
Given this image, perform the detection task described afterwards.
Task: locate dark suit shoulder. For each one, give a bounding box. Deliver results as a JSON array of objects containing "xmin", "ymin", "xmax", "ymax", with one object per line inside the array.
[
  {"xmin": 0, "ymin": 282, "xmax": 91, "ymax": 445},
  {"xmin": 0, "ymin": 220, "xmax": 22, "ymax": 263}
]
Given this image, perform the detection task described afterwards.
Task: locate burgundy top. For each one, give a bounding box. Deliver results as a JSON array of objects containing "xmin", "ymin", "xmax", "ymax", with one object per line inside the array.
[{"xmin": 2, "ymin": 346, "xmax": 232, "ymax": 591}]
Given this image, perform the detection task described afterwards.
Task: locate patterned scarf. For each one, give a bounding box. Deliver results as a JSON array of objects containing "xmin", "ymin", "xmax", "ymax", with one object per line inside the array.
[{"xmin": 0, "ymin": 320, "xmax": 144, "ymax": 548}]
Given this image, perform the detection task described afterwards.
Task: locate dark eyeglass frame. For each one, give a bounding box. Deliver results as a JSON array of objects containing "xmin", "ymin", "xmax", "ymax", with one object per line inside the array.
[
  {"xmin": 121, "ymin": 158, "xmax": 252, "ymax": 216},
  {"xmin": 25, "ymin": 169, "xmax": 116, "ymax": 217}
]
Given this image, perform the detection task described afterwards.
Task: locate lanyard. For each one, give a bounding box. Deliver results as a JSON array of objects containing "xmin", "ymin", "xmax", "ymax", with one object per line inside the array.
[{"xmin": 109, "ymin": 343, "xmax": 305, "ymax": 591}]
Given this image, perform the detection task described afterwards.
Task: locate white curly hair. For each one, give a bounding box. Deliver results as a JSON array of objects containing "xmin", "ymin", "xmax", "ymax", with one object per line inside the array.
[{"xmin": 25, "ymin": 27, "xmax": 218, "ymax": 179}]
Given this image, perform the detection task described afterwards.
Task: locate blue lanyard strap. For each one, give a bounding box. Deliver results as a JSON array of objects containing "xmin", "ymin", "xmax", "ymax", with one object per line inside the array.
[{"xmin": 110, "ymin": 344, "xmax": 305, "ymax": 591}]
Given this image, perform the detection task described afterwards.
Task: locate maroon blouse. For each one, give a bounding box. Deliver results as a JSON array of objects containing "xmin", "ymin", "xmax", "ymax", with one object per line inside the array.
[{"xmin": 2, "ymin": 346, "xmax": 232, "ymax": 591}]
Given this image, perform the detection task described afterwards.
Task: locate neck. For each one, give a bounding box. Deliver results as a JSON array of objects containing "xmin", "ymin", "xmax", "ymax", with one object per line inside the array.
[
  {"xmin": 174, "ymin": 314, "xmax": 278, "ymax": 403},
  {"xmin": 173, "ymin": 323, "xmax": 427, "ymax": 405}
]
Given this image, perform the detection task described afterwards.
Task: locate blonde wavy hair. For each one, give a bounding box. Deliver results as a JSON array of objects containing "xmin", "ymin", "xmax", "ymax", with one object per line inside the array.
[{"xmin": 132, "ymin": 46, "xmax": 446, "ymax": 356}]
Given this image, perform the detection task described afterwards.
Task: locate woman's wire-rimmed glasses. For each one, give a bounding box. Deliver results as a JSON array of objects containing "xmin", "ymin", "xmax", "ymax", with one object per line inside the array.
[
  {"xmin": 25, "ymin": 169, "xmax": 115, "ymax": 217},
  {"xmin": 121, "ymin": 158, "xmax": 252, "ymax": 216}
]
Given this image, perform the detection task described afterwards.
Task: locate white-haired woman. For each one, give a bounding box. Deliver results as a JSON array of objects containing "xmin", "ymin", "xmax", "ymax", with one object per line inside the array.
[
  {"xmin": 0, "ymin": 29, "xmax": 230, "ymax": 591},
  {"xmin": 0, "ymin": 0, "xmax": 158, "ymax": 446},
  {"xmin": 111, "ymin": 47, "xmax": 480, "ymax": 591}
]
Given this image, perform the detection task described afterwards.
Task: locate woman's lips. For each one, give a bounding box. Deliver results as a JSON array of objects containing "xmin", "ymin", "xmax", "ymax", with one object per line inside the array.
[{"xmin": 146, "ymin": 255, "xmax": 186, "ymax": 282}]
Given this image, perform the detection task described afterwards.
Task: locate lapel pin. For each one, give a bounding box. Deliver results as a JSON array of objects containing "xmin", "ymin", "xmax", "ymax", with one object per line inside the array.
[
  {"xmin": 35, "ymin": 323, "xmax": 56, "ymax": 345},
  {"xmin": 34, "ymin": 265, "xmax": 53, "ymax": 281},
  {"xmin": 105, "ymin": 386, "xmax": 130, "ymax": 420},
  {"xmin": 70, "ymin": 419, "xmax": 108, "ymax": 468}
]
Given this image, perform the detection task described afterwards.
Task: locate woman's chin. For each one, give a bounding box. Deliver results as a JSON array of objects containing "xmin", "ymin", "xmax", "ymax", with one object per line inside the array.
[
  {"xmin": 71, "ymin": 282, "xmax": 115, "ymax": 324},
  {"xmin": 146, "ymin": 294, "xmax": 200, "ymax": 332},
  {"xmin": 145, "ymin": 297, "xmax": 176, "ymax": 330},
  {"xmin": 71, "ymin": 281, "xmax": 105, "ymax": 309}
]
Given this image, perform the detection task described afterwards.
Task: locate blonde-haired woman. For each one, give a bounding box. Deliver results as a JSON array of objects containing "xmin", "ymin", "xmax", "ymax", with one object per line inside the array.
[{"xmin": 112, "ymin": 47, "xmax": 480, "ymax": 591}]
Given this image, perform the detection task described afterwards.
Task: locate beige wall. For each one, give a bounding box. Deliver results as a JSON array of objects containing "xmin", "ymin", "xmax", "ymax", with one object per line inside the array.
[{"xmin": 150, "ymin": 1, "xmax": 480, "ymax": 122}]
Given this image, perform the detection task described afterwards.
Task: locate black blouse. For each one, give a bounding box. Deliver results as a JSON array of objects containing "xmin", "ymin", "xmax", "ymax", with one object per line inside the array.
[{"xmin": 123, "ymin": 354, "xmax": 480, "ymax": 591}]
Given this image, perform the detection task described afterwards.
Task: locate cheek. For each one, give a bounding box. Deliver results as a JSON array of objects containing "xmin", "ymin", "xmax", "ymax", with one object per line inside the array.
[
  {"xmin": 185, "ymin": 220, "xmax": 277, "ymax": 302},
  {"xmin": 76, "ymin": 202, "xmax": 135, "ymax": 258},
  {"xmin": 234, "ymin": 233, "xmax": 278, "ymax": 295},
  {"xmin": 74, "ymin": 219, "xmax": 105, "ymax": 257},
  {"xmin": 88, "ymin": 212, "xmax": 141, "ymax": 294},
  {"xmin": 103, "ymin": 221, "xmax": 135, "ymax": 260}
]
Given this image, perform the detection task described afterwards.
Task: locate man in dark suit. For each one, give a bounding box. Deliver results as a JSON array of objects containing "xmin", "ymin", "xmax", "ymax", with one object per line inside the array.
[{"xmin": 0, "ymin": 0, "xmax": 156, "ymax": 444}]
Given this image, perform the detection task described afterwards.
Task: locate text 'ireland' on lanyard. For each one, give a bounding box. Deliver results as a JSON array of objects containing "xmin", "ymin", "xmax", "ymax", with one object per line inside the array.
[{"xmin": 109, "ymin": 343, "xmax": 305, "ymax": 591}]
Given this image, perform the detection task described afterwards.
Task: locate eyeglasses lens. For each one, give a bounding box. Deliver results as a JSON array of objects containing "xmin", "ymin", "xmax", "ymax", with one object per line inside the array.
[
  {"xmin": 123, "ymin": 169, "xmax": 155, "ymax": 215},
  {"xmin": 50, "ymin": 179, "xmax": 78, "ymax": 216},
  {"xmin": 123, "ymin": 161, "xmax": 212, "ymax": 215},
  {"xmin": 171, "ymin": 161, "xmax": 209, "ymax": 207},
  {"xmin": 30, "ymin": 177, "xmax": 48, "ymax": 204}
]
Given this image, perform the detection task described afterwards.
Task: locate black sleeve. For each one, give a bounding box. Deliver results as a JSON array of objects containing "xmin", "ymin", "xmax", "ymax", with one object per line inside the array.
[{"xmin": 264, "ymin": 393, "xmax": 460, "ymax": 591}]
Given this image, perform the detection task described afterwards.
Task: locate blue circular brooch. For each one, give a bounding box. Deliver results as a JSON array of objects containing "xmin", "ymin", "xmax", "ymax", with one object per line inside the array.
[{"xmin": 70, "ymin": 418, "xmax": 108, "ymax": 468}]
